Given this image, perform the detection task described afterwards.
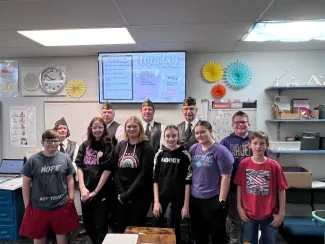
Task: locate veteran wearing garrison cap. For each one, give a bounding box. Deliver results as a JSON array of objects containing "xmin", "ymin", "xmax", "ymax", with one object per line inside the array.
[
  {"xmin": 53, "ymin": 117, "xmax": 79, "ymax": 173},
  {"xmin": 177, "ymin": 97, "xmax": 200, "ymax": 151},
  {"xmin": 101, "ymin": 101, "xmax": 123, "ymax": 145},
  {"xmin": 141, "ymin": 99, "xmax": 166, "ymax": 153}
]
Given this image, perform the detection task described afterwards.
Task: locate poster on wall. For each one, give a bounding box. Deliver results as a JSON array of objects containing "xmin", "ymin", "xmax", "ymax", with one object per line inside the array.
[
  {"xmin": 0, "ymin": 60, "xmax": 19, "ymax": 97},
  {"xmin": 10, "ymin": 106, "xmax": 37, "ymax": 147}
]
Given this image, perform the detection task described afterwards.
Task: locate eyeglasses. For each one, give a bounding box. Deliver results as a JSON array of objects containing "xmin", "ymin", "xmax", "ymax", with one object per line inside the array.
[
  {"xmin": 44, "ymin": 139, "xmax": 60, "ymax": 144},
  {"xmin": 92, "ymin": 126, "xmax": 105, "ymax": 131},
  {"xmin": 233, "ymin": 121, "xmax": 248, "ymax": 125}
]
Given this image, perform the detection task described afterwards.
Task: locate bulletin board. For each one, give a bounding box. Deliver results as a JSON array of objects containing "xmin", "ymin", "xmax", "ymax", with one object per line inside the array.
[{"xmin": 209, "ymin": 106, "xmax": 257, "ymax": 142}]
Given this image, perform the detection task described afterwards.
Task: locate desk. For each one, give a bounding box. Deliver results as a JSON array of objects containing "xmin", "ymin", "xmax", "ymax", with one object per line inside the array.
[
  {"xmin": 124, "ymin": 227, "xmax": 176, "ymax": 244},
  {"xmin": 125, "ymin": 226, "xmax": 175, "ymax": 235},
  {"xmin": 312, "ymin": 210, "xmax": 325, "ymax": 244},
  {"xmin": 137, "ymin": 233, "xmax": 176, "ymax": 244}
]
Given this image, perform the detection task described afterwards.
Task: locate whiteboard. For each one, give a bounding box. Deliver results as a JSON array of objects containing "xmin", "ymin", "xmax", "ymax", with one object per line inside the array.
[
  {"xmin": 44, "ymin": 102, "xmax": 101, "ymax": 146},
  {"xmin": 209, "ymin": 109, "xmax": 256, "ymax": 142}
]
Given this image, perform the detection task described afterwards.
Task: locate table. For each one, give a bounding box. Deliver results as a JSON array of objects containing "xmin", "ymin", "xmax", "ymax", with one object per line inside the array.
[
  {"xmin": 124, "ymin": 226, "xmax": 176, "ymax": 244},
  {"xmin": 137, "ymin": 233, "xmax": 176, "ymax": 244},
  {"xmin": 312, "ymin": 210, "xmax": 325, "ymax": 244},
  {"xmin": 124, "ymin": 226, "xmax": 175, "ymax": 235}
]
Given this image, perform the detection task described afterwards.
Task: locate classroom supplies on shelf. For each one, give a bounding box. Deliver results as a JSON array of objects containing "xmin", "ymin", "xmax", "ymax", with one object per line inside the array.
[
  {"xmin": 272, "ymin": 104, "xmax": 301, "ymax": 119},
  {"xmin": 269, "ymin": 141, "xmax": 301, "ymax": 151}
]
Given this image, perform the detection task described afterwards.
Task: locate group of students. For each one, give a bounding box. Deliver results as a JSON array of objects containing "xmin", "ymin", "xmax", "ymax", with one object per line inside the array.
[{"xmin": 18, "ymin": 97, "xmax": 289, "ymax": 244}]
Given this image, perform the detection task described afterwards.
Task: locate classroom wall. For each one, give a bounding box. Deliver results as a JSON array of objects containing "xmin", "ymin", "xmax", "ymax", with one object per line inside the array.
[{"xmin": 1, "ymin": 51, "xmax": 325, "ymax": 179}]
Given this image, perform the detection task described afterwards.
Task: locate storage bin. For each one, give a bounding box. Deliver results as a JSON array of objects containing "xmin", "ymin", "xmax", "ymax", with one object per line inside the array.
[
  {"xmin": 299, "ymin": 138, "xmax": 320, "ymax": 150},
  {"xmin": 269, "ymin": 141, "xmax": 301, "ymax": 151},
  {"xmin": 302, "ymin": 131, "xmax": 320, "ymax": 138},
  {"xmin": 320, "ymin": 137, "xmax": 325, "ymax": 150},
  {"xmin": 282, "ymin": 167, "xmax": 312, "ymax": 188}
]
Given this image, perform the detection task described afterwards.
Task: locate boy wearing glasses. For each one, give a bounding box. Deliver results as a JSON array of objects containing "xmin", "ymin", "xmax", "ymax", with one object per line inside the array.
[
  {"xmin": 220, "ymin": 111, "xmax": 252, "ymax": 244},
  {"xmin": 19, "ymin": 129, "xmax": 79, "ymax": 244}
]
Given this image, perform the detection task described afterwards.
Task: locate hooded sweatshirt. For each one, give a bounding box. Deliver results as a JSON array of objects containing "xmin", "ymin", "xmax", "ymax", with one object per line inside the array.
[
  {"xmin": 75, "ymin": 139, "xmax": 115, "ymax": 196},
  {"xmin": 220, "ymin": 131, "xmax": 252, "ymax": 192},
  {"xmin": 153, "ymin": 145, "xmax": 192, "ymax": 201},
  {"xmin": 113, "ymin": 140, "xmax": 155, "ymax": 203}
]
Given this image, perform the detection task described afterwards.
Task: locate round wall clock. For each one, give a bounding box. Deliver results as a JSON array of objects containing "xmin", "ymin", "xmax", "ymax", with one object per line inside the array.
[{"xmin": 39, "ymin": 66, "xmax": 66, "ymax": 94}]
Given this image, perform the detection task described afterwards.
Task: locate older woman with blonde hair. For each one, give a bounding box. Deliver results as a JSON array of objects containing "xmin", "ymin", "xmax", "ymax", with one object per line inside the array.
[{"xmin": 113, "ymin": 116, "xmax": 155, "ymax": 233}]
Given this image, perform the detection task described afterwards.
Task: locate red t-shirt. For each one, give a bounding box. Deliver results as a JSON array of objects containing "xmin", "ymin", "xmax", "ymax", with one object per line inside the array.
[{"xmin": 234, "ymin": 157, "xmax": 288, "ymax": 220}]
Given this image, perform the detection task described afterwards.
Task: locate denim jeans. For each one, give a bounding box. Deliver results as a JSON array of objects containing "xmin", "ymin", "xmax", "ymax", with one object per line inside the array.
[
  {"xmin": 227, "ymin": 191, "xmax": 241, "ymax": 244},
  {"xmin": 241, "ymin": 216, "xmax": 278, "ymax": 244}
]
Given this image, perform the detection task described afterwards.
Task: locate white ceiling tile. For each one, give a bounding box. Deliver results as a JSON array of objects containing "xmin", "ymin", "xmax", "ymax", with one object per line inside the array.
[
  {"xmin": 0, "ymin": 44, "xmax": 143, "ymax": 58},
  {"xmin": 140, "ymin": 41, "xmax": 238, "ymax": 52},
  {"xmin": 0, "ymin": 30, "xmax": 41, "ymax": 47},
  {"xmin": 261, "ymin": 0, "xmax": 325, "ymax": 20},
  {"xmin": 1, "ymin": 0, "xmax": 325, "ymax": 57},
  {"xmin": 234, "ymin": 40, "xmax": 325, "ymax": 52},
  {"xmin": 132, "ymin": 23, "xmax": 251, "ymax": 43},
  {"xmin": 117, "ymin": 0, "xmax": 272, "ymax": 25},
  {"xmin": 0, "ymin": 0, "xmax": 125, "ymax": 30}
]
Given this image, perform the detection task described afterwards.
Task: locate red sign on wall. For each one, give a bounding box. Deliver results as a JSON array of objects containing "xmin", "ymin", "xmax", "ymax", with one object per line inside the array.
[{"xmin": 212, "ymin": 102, "xmax": 231, "ymax": 109}]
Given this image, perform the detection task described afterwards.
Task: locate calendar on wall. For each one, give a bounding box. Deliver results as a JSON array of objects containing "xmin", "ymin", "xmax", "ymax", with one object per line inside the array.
[{"xmin": 209, "ymin": 102, "xmax": 257, "ymax": 142}]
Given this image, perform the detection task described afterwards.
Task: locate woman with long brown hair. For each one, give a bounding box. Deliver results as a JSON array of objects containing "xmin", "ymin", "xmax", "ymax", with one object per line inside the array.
[
  {"xmin": 113, "ymin": 116, "xmax": 155, "ymax": 233},
  {"xmin": 75, "ymin": 117, "xmax": 115, "ymax": 244}
]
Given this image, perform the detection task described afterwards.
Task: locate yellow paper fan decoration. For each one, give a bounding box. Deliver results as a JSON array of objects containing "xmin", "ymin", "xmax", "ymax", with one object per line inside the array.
[
  {"xmin": 66, "ymin": 79, "xmax": 86, "ymax": 98},
  {"xmin": 202, "ymin": 61, "xmax": 224, "ymax": 82}
]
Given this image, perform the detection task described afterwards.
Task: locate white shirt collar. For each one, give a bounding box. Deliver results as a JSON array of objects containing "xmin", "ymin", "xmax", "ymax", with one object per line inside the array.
[
  {"xmin": 185, "ymin": 117, "xmax": 199, "ymax": 127},
  {"xmin": 106, "ymin": 120, "xmax": 115, "ymax": 128},
  {"xmin": 58, "ymin": 138, "xmax": 67, "ymax": 150},
  {"xmin": 61, "ymin": 138, "xmax": 68, "ymax": 146},
  {"xmin": 142, "ymin": 120, "xmax": 154, "ymax": 127}
]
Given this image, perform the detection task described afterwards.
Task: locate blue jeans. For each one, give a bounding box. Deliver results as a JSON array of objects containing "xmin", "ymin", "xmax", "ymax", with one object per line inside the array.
[{"xmin": 241, "ymin": 216, "xmax": 278, "ymax": 244}]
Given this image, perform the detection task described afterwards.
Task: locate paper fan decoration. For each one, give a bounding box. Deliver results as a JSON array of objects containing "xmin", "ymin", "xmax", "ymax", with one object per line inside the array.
[
  {"xmin": 211, "ymin": 84, "xmax": 227, "ymax": 99},
  {"xmin": 66, "ymin": 79, "xmax": 86, "ymax": 98},
  {"xmin": 202, "ymin": 61, "xmax": 223, "ymax": 82},
  {"xmin": 224, "ymin": 60, "xmax": 252, "ymax": 89}
]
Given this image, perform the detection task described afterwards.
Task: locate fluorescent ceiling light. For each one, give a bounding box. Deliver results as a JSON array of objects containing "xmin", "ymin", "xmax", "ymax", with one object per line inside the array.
[
  {"xmin": 242, "ymin": 20, "xmax": 325, "ymax": 42},
  {"xmin": 17, "ymin": 28, "xmax": 136, "ymax": 46}
]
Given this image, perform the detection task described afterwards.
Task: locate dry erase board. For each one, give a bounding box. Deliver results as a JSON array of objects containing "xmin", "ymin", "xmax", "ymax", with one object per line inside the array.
[
  {"xmin": 44, "ymin": 102, "xmax": 101, "ymax": 146},
  {"xmin": 209, "ymin": 108, "xmax": 256, "ymax": 142}
]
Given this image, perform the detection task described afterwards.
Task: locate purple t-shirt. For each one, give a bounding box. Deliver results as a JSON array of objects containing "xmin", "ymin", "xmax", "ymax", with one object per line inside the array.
[{"xmin": 189, "ymin": 142, "xmax": 234, "ymax": 199}]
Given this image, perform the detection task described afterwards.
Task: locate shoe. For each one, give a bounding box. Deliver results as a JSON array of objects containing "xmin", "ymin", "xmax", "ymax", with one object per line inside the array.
[{"xmin": 78, "ymin": 228, "xmax": 87, "ymax": 237}]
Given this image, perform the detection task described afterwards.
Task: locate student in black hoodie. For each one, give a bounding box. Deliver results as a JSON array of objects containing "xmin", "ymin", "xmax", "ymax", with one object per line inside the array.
[
  {"xmin": 113, "ymin": 116, "xmax": 155, "ymax": 233},
  {"xmin": 75, "ymin": 117, "xmax": 115, "ymax": 244},
  {"xmin": 152, "ymin": 125, "xmax": 192, "ymax": 243}
]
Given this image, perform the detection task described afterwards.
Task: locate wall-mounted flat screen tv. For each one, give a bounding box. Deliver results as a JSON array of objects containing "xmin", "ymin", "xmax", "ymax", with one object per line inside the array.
[{"xmin": 98, "ymin": 51, "xmax": 186, "ymax": 103}]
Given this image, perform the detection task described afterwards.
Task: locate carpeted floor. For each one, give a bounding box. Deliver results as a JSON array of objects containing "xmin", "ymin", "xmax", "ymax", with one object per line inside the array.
[
  {"xmin": 0, "ymin": 226, "xmax": 91, "ymax": 244},
  {"xmin": 0, "ymin": 228, "xmax": 291, "ymax": 244}
]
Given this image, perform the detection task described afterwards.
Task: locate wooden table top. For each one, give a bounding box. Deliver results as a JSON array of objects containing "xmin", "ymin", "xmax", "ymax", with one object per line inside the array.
[
  {"xmin": 125, "ymin": 226, "xmax": 175, "ymax": 235},
  {"xmin": 137, "ymin": 233, "xmax": 176, "ymax": 244}
]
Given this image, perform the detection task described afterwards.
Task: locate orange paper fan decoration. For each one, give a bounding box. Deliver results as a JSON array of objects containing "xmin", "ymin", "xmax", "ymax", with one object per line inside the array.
[{"xmin": 211, "ymin": 84, "xmax": 226, "ymax": 99}]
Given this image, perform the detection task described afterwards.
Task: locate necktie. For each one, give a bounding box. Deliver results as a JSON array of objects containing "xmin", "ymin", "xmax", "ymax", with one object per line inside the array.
[
  {"xmin": 145, "ymin": 123, "xmax": 151, "ymax": 137},
  {"xmin": 185, "ymin": 123, "xmax": 192, "ymax": 141},
  {"xmin": 59, "ymin": 143, "xmax": 65, "ymax": 153}
]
